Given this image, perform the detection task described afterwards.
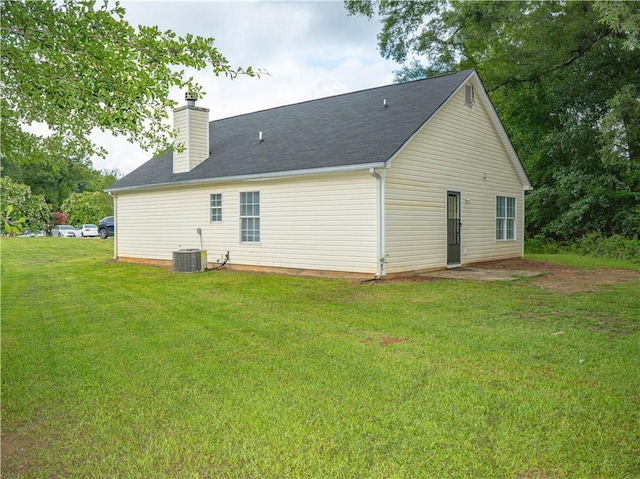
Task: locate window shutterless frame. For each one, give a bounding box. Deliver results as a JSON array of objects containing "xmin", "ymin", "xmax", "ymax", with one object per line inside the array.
[
  {"xmin": 210, "ymin": 193, "xmax": 222, "ymax": 222},
  {"xmin": 496, "ymin": 195, "xmax": 516, "ymax": 240},
  {"xmin": 239, "ymin": 191, "xmax": 260, "ymax": 243}
]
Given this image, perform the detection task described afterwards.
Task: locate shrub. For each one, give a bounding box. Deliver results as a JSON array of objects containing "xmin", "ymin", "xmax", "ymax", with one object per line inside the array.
[
  {"xmin": 574, "ymin": 232, "xmax": 640, "ymax": 263},
  {"xmin": 524, "ymin": 237, "xmax": 567, "ymax": 254},
  {"xmin": 526, "ymin": 233, "xmax": 640, "ymax": 263}
]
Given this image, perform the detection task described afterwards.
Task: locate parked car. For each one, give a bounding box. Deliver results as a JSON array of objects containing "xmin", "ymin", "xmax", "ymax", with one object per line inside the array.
[
  {"xmin": 98, "ymin": 216, "xmax": 114, "ymax": 239},
  {"xmin": 51, "ymin": 225, "xmax": 77, "ymax": 237},
  {"xmin": 77, "ymin": 224, "xmax": 99, "ymax": 237},
  {"xmin": 18, "ymin": 230, "xmax": 46, "ymax": 237}
]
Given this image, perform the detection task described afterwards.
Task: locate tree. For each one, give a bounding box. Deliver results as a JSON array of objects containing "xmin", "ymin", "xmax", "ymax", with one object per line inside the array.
[
  {"xmin": 0, "ymin": 177, "xmax": 50, "ymax": 234},
  {"xmin": 1, "ymin": 0, "xmax": 261, "ymax": 166},
  {"xmin": 2, "ymin": 204, "xmax": 26, "ymax": 235},
  {"xmin": 61, "ymin": 191, "xmax": 113, "ymax": 226},
  {"xmin": 53, "ymin": 211, "xmax": 68, "ymax": 226},
  {"xmin": 346, "ymin": 0, "xmax": 640, "ymax": 239},
  {"xmin": 1, "ymin": 154, "xmax": 122, "ymax": 210}
]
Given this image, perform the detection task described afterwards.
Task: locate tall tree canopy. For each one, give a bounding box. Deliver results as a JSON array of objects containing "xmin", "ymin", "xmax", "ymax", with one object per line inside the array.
[
  {"xmin": 0, "ymin": 177, "xmax": 50, "ymax": 234},
  {"xmin": 346, "ymin": 0, "xmax": 640, "ymax": 239},
  {"xmin": 1, "ymin": 153, "xmax": 119, "ymax": 210},
  {"xmin": 61, "ymin": 191, "xmax": 113, "ymax": 226},
  {"xmin": 1, "ymin": 0, "xmax": 259, "ymax": 165}
]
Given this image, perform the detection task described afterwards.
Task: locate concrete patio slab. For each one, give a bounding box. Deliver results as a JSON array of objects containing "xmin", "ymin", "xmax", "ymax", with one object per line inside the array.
[{"xmin": 419, "ymin": 268, "xmax": 544, "ymax": 282}]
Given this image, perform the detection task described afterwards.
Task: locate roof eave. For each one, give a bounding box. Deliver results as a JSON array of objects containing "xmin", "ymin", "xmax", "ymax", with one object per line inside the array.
[
  {"xmin": 467, "ymin": 71, "xmax": 532, "ymax": 189},
  {"xmin": 382, "ymin": 70, "xmax": 532, "ymax": 190},
  {"xmin": 384, "ymin": 70, "xmax": 475, "ymax": 169},
  {"xmin": 105, "ymin": 162, "xmax": 387, "ymax": 194}
]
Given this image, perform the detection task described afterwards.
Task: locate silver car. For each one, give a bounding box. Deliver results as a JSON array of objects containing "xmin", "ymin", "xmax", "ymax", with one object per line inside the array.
[{"xmin": 51, "ymin": 225, "xmax": 77, "ymax": 237}]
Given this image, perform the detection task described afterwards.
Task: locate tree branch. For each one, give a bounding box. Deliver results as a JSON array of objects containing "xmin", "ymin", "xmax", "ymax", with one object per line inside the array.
[{"xmin": 488, "ymin": 27, "xmax": 611, "ymax": 93}]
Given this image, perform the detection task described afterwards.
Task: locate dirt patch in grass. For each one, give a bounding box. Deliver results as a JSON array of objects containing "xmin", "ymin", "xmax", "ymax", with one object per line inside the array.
[
  {"xmin": 1, "ymin": 428, "xmax": 47, "ymax": 477},
  {"xmin": 383, "ymin": 258, "xmax": 640, "ymax": 293},
  {"xmin": 359, "ymin": 336, "xmax": 409, "ymax": 346},
  {"xmin": 378, "ymin": 336, "xmax": 408, "ymax": 346},
  {"xmin": 473, "ymin": 258, "xmax": 640, "ymax": 294}
]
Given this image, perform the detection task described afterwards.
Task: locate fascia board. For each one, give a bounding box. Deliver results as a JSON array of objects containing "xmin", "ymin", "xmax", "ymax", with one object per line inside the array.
[
  {"xmin": 467, "ymin": 71, "xmax": 533, "ymax": 190},
  {"xmin": 385, "ymin": 70, "xmax": 533, "ymax": 191},
  {"xmin": 385, "ymin": 70, "xmax": 475, "ymax": 168},
  {"xmin": 105, "ymin": 162, "xmax": 386, "ymax": 194}
]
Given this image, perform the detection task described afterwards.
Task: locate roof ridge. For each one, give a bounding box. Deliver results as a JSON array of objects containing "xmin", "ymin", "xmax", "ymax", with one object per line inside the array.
[
  {"xmin": 107, "ymin": 68, "xmax": 479, "ymax": 191},
  {"xmin": 210, "ymin": 69, "xmax": 475, "ymax": 123}
]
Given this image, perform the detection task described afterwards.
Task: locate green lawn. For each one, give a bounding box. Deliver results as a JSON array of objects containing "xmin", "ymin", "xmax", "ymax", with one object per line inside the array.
[{"xmin": 2, "ymin": 238, "xmax": 639, "ymax": 478}]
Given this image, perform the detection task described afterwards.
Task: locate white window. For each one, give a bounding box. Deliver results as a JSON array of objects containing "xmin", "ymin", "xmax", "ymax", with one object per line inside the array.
[
  {"xmin": 496, "ymin": 196, "xmax": 516, "ymax": 240},
  {"xmin": 240, "ymin": 191, "xmax": 260, "ymax": 243},
  {"xmin": 210, "ymin": 194, "xmax": 222, "ymax": 222}
]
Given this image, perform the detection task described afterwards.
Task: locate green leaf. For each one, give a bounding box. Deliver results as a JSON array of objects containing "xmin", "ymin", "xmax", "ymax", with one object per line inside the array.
[{"xmin": 1, "ymin": 0, "xmax": 262, "ymax": 164}]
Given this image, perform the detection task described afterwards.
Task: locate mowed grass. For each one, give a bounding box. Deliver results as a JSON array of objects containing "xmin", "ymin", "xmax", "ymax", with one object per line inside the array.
[{"xmin": 2, "ymin": 238, "xmax": 639, "ymax": 478}]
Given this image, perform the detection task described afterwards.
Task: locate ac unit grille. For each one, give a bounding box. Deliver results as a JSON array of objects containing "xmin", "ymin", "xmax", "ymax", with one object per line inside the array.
[{"xmin": 173, "ymin": 249, "xmax": 205, "ymax": 273}]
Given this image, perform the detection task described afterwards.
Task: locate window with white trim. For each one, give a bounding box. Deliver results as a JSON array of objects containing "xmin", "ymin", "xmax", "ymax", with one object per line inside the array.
[
  {"xmin": 240, "ymin": 191, "xmax": 260, "ymax": 243},
  {"xmin": 496, "ymin": 196, "xmax": 516, "ymax": 240},
  {"xmin": 210, "ymin": 193, "xmax": 222, "ymax": 222}
]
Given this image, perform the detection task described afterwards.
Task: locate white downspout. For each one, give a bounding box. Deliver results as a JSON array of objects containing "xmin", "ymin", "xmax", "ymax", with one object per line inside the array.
[
  {"xmin": 523, "ymin": 185, "xmax": 533, "ymax": 257},
  {"xmin": 369, "ymin": 168, "xmax": 386, "ymax": 277},
  {"xmin": 522, "ymin": 186, "xmax": 530, "ymax": 259}
]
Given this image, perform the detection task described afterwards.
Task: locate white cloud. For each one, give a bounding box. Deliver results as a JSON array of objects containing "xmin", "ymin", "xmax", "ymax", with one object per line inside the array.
[{"xmin": 91, "ymin": 1, "xmax": 397, "ymax": 175}]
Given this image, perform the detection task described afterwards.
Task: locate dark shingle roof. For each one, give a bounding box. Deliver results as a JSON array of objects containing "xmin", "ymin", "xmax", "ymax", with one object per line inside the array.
[{"xmin": 108, "ymin": 70, "xmax": 473, "ymax": 191}]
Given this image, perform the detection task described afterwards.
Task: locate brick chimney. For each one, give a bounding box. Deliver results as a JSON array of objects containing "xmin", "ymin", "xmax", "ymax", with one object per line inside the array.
[{"xmin": 173, "ymin": 93, "xmax": 210, "ymax": 173}]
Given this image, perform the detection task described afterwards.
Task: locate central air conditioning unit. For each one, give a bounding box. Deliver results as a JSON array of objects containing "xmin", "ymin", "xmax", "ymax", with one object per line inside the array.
[{"xmin": 172, "ymin": 249, "xmax": 206, "ymax": 273}]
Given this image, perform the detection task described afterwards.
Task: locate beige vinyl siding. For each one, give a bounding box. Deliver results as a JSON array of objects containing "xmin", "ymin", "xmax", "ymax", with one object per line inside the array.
[
  {"xmin": 186, "ymin": 108, "xmax": 209, "ymax": 170},
  {"xmin": 172, "ymin": 111, "xmax": 188, "ymax": 173},
  {"xmin": 385, "ymin": 84, "xmax": 525, "ymax": 274},
  {"xmin": 173, "ymin": 106, "xmax": 209, "ymax": 173},
  {"xmin": 115, "ymin": 171, "xmax": 378, "ymax": 274}
]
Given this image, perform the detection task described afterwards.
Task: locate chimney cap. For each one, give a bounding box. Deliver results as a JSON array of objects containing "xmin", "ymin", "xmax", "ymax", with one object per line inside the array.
[{"xmin": 185, "ymin": 92, "xmax": 197, "ymax": 106}]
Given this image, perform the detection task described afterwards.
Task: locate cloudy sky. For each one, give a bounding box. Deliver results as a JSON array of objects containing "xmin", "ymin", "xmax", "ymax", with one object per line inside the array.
[{"xmin": 92, "ymin": 0, "xmax": 400, "ymax": 175}]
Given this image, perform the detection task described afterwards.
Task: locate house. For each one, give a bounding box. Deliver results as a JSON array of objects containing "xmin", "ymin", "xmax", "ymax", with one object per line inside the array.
[{"xmin": 106, "ymin": 70, "xmax": 531, "ymax": 278}]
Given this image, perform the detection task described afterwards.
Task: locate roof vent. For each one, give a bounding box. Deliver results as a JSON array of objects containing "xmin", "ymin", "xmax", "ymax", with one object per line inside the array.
[
  {"xmin": 185, "ymin": 92, "xmax": 197, "ymax": 106},
  {"xmin": 259, "ymin": 131, "xmax": 264, "ymax": 142},
  {"xmin": 464, "ymin": 85, "xmax": 474, "ymax": 106},
  {"xmin": 383, "ymin": 98, "xmax": 388, "ymax": 107}
]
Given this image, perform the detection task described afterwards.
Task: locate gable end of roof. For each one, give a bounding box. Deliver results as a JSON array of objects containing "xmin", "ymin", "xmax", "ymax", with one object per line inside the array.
[{"xmin": 106, "ymin": 69, "xmax": 530, "ymax": 192}]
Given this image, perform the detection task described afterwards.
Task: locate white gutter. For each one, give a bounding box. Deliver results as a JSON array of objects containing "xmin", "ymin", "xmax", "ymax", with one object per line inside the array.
[
  {"xmin": 369, "ymin": 167, "xmax": 386, "ymax": 278},
  {"xmin": 106, "ymin": 162, "xmax": 387, "ymax": 194}
]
